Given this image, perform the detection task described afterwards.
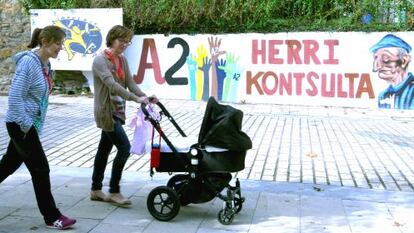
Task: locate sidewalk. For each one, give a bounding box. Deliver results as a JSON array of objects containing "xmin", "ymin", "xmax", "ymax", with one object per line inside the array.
[
  {"xmin": 0, "ymin": 95, "xmax": 414, "ymax": 232},
  {"xmin": 1, "ymin": 165, "xmax": 413, "ymax": 233}
]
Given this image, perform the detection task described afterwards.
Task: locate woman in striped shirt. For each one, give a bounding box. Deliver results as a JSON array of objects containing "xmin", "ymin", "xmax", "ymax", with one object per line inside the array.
[{"xmin": 0, "ymin": 25, "xmax": 76, "ymax": 230}]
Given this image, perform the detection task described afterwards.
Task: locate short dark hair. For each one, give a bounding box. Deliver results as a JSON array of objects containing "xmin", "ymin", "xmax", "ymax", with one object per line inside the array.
[
  {"xmin": 106, "ymin": 25, "xmax": 133, "ymax": 47},
  {"xmin": 27, "ymin": 25, "xmax": 66, "ymax": 48}
]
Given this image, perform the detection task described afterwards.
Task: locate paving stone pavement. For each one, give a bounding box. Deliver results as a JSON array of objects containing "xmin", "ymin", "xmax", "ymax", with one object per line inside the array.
[
  {"xmin": 1, "ymin": 95, "xmax": 414, "ymax": 192},
  {"xmin": 0, "ymin": 165, "xmax": 414, "ymax": 233},
  {"xmin": 1, "ymin": 95, "xmax": 414, "ymax": 232}
]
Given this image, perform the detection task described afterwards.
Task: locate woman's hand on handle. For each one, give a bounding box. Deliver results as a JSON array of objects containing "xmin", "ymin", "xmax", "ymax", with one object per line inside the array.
[
  {"xmin": 140, "ymin": 96, "xmax": 150, "ymax": 104},
  {"xmin": 148, "ymin": 95, "xmax": 159, "ymax": 103},
  {"xmin": 132, "ymin": 95, "xmax": 158, "ymax": 105}
]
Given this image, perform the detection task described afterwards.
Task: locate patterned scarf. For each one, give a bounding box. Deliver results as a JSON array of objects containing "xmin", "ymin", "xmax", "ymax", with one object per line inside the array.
[{"xmin": 104, "ymin": 49, "xmax": 124, "ymax": 80}]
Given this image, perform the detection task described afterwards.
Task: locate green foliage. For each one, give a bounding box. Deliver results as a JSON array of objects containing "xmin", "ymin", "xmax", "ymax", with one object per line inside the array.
[
  {"xmin": 18, "ymin": 0, "xmax": 75, "ymax": 9},
  {"xmin": 18, "ymin": 0, "xmax": 414, "ymax": 33}
]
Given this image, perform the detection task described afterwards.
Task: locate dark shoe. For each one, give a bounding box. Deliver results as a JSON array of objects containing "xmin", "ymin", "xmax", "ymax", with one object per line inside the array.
[{"xmin": 46, "ymin": 215, "xmax": 76, "ymax": 230}]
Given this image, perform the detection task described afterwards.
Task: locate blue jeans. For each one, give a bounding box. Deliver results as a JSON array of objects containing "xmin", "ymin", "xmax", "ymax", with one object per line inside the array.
[
  {"xmin": 0, "ymin": 122, "xmax": 61, "ymax": 224},
  {"xmin": 91, "ymin": 118, "xmax": 131, "ymax": 193}
]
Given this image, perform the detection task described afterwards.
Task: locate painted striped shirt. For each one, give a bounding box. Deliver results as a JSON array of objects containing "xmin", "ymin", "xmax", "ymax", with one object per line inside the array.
[
  {"xmin": 378, "ymin": 72, "xmax": 414, "ymax": 109},
  {"xmin": 5, "ymin": 49, "xmax": 51, "ymax": 134}
]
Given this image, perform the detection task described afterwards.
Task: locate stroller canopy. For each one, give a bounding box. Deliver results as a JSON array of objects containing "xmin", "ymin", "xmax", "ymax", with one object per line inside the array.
[{"xmin": 198, "ymin": 97, "xmax": 252, "ymax": 151}]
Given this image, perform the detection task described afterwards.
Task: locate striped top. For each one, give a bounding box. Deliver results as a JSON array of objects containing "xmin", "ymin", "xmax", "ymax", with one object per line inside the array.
[
  {"xmin": 378, "ymin": 72, "xmax": 414, "ymax": 109},
  {"xmin": 5, "ymin": 49, "xmax": 51, "ymax": 134}
]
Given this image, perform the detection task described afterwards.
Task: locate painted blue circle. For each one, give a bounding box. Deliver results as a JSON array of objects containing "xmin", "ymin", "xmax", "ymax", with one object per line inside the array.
[{"xmin": 59, "ymin": 19, "xmax": 102, "ymax": 55}]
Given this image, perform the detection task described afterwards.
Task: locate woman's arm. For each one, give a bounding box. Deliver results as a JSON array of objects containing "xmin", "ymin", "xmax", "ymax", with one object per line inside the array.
[{"xmin": 8, "ymin": 57, "xmax": 34, "ymax": 133}]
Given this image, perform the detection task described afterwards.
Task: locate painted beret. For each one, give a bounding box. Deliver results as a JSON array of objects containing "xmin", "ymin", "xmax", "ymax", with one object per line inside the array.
[{"xmin": 370, "ymin": 34, "xmax": 412, "ymax": 53}]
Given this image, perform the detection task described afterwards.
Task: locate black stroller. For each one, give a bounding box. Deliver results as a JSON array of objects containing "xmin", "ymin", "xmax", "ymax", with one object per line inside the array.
[{"xmin": 141, "ymin": 97, "xmax": 252, "ymax": 225}]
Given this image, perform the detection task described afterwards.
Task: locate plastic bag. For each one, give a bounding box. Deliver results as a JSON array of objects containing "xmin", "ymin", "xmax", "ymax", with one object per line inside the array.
[{"xmin": 129, "ymin": 107, "xmax": 152, "ymax": 155}]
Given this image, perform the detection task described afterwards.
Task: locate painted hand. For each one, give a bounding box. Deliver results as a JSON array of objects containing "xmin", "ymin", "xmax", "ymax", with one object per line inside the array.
[{"xmin": 208, "ymin": 36, "xmax": 226, "ymax": 61}]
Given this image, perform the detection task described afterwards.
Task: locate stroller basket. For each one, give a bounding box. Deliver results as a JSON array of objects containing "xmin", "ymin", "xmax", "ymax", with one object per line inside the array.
[
  {"xmin": 141, "ymin": 97, "xmax": 252, "ymax": 225},
  {"xmin": 155, "ymin": 148, "xmax": 247, "ymax": 173}
]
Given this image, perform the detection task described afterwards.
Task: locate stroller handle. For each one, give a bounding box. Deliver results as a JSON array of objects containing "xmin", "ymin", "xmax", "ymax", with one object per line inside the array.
[
  {"xmin": 141, "ymin": 102, "xmax": 187, "ymax": 137},
  {"xmin": 140, "ymin": 102, "xmax": 179, "ymax": 155},
  {"xmin": 141, "ymin": 102, "xmax": 192, "ymax": 168}
]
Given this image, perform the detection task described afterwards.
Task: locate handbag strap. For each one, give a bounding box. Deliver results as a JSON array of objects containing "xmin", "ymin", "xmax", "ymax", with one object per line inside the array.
[{"xmin": 151, "ymin": 125, "xmax": 162, "ymax": 147}]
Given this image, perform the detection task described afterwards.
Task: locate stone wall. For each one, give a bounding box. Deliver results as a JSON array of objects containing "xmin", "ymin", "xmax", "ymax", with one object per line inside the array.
[
  {"xmin": 0, "ymin": 0, "xmax": 89, "ymax": 96},
  {"xmin": 0, "ymin": 0, "xmax": 30, "ymax": 95}
]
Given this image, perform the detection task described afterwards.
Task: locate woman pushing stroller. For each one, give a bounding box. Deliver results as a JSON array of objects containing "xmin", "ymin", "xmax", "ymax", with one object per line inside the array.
[{"xmin": 90, "ymin": 25, "xmax": 158, "ymax": 206}]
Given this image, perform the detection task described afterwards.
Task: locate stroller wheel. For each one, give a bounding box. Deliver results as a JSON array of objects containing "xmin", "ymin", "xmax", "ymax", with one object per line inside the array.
[
  {"xmin": 217, "ymin": 209, "xmax": 234, "ymax": 225},
  {"xmin": 147, "ymin": 186, "xmax": 180, "ymax": 221},
  {"xmin": 234, "ymin": 179, "xmax": 244, "ymax": 214},
  {"xmin": 235, "ymin": 196, "xmax": 245, "ymax": 214}
]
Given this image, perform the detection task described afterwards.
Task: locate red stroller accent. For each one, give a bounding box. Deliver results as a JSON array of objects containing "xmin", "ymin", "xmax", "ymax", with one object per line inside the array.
[{"xmin": 141, "ymin": 97, "xmax": 252, "ymax": 225}]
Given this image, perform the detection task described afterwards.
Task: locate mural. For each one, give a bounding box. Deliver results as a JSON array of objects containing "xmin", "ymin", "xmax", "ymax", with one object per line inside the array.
[
  {"xmin": 370, "ymin": 34, "xmax": 414, "ymax": 109},
  {"xmin": 185, "ymin": 37, "xmax": 243, "ymax": 102},
  {"xmin": 123, "ymin": 32, "xmax": 414, "ymax": 109},
  {"xmin": 126, "ymin": 33, "xmax": 383, "ymax": 108},
  {"xmin": 130, "ymin": 36, "xmax": 244, "ymax": 103},
  {"xmin": 30, "ymin": 8, "xmax": 122, "ymax": 70},
  {"xmin": 27, "ymin": 8, "xmax": 414, "ymax": 109},
  {"xmin": 53, "ymin": 19, "xmax": 102, "ymax": 61}
]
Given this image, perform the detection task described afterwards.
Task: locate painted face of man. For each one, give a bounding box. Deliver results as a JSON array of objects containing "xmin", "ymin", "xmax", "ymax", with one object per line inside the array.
[{"xmin": 373, "ymin": 47, "xmax": 410, "ymax": 85}]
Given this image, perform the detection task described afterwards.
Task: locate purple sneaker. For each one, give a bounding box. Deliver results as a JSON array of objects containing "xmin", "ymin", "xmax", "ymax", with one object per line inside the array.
[{"xmin": 46, "ymin": 215, "xmax": 76, "ymax": 230}]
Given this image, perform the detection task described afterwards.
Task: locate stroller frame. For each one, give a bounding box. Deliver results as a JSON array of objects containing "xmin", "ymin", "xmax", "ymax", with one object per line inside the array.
[{"xmin": 141, "ymin": 101, "xmax": 246, "ymax": 225}]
